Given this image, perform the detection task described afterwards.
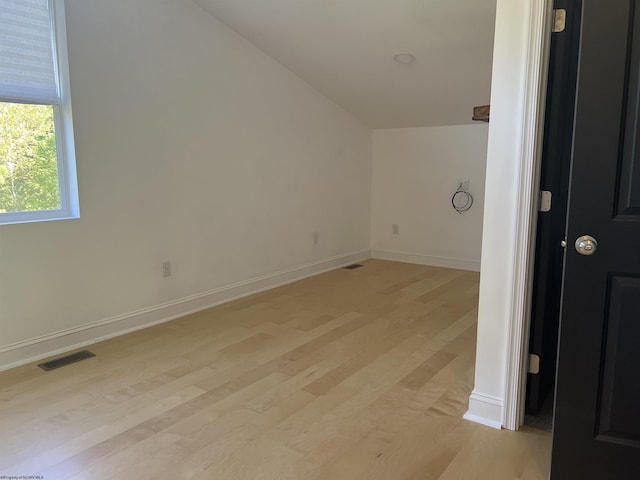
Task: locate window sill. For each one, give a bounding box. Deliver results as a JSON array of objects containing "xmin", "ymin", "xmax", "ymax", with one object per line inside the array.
[{"xmin": 0, "ymin": 210, "xmax": 80, "ymax": 226}]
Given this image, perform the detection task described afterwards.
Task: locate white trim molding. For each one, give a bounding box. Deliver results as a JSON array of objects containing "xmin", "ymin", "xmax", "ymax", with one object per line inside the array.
[
  {"xmin": 0, "ymin": 250, "xmax": 370, "ymax": 372},
  {"xmin": 502, "ymin": 0, "xmax": 554, "ymax": 431},
  {"xmin": 464, "ymin": 391, "xmax": 504, "ymax": 430},
  {"xmin": 371, "ymin": 249, "xmax": 480, "ymax": 272}
]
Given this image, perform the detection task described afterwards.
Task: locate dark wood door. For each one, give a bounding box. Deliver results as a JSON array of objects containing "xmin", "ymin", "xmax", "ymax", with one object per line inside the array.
[
  {"xmin": 551, "ymin": 0, "xmax": 640, "ymax": 477},
  {"xmin": 527, "ymin": 0, "xmax": 581, "ymax": 416}
]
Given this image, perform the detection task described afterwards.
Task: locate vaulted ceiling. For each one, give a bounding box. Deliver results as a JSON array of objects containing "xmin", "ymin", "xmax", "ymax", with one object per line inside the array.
[{"xmin": 193, "ymin": 0, "xmax": 496, "ymax": 129}]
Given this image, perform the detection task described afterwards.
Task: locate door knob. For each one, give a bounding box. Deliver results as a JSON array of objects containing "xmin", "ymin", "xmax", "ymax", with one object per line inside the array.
[{"xmin": 575, "ymin": 235, "xmax": 598, "ymax": 256}]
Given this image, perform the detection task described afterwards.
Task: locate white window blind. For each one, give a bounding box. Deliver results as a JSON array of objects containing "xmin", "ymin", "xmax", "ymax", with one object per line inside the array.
[{"xmin": 0, "ymin": 0, "xmax": 58, "ymax": 104}]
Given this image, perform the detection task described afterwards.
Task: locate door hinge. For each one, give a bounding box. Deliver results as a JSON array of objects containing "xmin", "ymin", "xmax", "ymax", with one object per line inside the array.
[
  {"xmin": 529, "ymin": 354, "xmax": 540, "ymax": 374},
  {"xmin": 539, "ymin": 191, "xmax": 552, "ymax": 212},
  {"xmin": 553, "ymin": 9, "xmax": 567, "ymax": 33}
]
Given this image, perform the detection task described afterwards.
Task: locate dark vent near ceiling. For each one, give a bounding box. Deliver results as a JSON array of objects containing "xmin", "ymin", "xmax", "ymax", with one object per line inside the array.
[
  {"xmin": 343, "ymin": 264, "xmax": 364, "ymax": 270},
  {"xmin": 38, "ymin": 350, "xmax": 96, "ymax": 371}
]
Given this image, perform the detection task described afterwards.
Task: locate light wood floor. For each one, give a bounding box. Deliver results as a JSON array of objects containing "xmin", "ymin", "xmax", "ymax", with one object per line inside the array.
[{"xmin": 0, "ymin": 260, "xmax": 551, "ymax": 479}]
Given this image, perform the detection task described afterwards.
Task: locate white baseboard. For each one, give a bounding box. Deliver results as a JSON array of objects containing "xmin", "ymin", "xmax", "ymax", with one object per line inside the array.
[
  {"xmin": 0, "ymin": 250, "xmax": 371, "ymax": 372},
  {"xmin": 464, "ymin": 390, "xmax": 504, "ymax": 429},
  {"xmin": 371, "ymin": 249, "xmax": 481, "ymax": 272}
]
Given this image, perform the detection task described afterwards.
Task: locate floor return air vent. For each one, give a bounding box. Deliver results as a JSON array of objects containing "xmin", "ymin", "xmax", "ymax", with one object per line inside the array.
[
  {"xmin": 343, "ymin": 264, "xmax": 364, "ymax": 270},
  {"xmin": 38, "ymin": 350, "xmax": 96, "ymax": 371}
]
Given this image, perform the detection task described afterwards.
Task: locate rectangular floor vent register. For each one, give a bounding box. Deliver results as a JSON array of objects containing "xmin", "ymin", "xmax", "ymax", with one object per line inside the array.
[
  {"xmin": 38, "ymin": 350, "xmax": 96, "ymax": 371},
  {"xmin": 343, "ymin": 264, "xmax": 364, "ymax": 270}
]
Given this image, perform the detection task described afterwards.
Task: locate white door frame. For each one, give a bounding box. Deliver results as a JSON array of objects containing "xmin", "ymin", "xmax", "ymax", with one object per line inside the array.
[
  {"xmin": 465, "ymin": 0, "xmax": 555, "ymax": 431},
  {"xmin": 503, "ymin": 0, "xmax": 554, "ymax": 431}
]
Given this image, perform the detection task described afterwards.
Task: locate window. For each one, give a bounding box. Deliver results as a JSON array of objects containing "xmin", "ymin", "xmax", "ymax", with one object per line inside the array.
[{"xmin": 0, "ymin": 0, "xmax": 78, "ymax": 224}]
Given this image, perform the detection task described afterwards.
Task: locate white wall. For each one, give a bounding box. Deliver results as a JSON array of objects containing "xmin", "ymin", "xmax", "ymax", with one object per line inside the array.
[
  {"xmin": 371, "ymin": 125, "xmax": 489, "ymax": 272},
  {"xmin": 0, "ymin": 0, "xmax": 372, "ymax": 370}
]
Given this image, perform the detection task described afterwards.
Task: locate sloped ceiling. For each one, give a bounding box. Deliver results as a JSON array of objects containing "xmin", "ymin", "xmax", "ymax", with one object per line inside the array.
[{"xmin": 193, "ymin": 0, "xmax": 496, "ymax": 129}]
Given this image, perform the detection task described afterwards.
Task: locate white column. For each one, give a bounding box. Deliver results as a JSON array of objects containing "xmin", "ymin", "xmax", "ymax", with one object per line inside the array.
[{"xmin": 464, "ymin": 0, "xmax": 552, "ymax": 431}]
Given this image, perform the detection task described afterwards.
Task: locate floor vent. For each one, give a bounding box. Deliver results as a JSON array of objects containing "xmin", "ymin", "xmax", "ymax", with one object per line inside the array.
[
  {"xmin": 343, "ymin": 264, "xmax": 364, "ymax": 270},
  {"xmin": 38, "ymin": 350, "xmax": 96, "ymax": 371}
]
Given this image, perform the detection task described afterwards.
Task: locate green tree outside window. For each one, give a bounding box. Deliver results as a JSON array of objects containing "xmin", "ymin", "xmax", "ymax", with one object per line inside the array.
[{"xmin": 0, "ymin": 102, "xmax": 61, "ymax": 213}]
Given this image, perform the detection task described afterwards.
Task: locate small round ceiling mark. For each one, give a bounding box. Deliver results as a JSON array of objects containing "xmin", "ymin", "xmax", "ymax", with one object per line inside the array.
[{"xmin": 393, "ymin": 52, "xmax": 416, "ymax": 64}]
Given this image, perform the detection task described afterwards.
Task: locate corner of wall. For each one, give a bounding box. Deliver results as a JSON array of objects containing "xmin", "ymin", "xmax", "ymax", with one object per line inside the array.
[{"xmin": 468, "ymin": 0, "xmax": 551, "ymax": 432}]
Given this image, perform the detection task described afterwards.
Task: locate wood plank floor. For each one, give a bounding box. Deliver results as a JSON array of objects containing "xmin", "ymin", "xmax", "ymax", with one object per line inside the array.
[{"xmin": 0, "ymin": 260, "xmax": 551, "ymax": 479}]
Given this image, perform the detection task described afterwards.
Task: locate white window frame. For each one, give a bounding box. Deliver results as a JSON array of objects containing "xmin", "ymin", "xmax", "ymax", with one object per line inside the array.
[{"xmin": 0, "ymin": 0, "xmax": 79, "ymax": 225}]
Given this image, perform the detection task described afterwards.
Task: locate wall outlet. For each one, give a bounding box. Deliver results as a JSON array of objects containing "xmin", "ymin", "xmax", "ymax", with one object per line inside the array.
[
  {"xmin": 162, "ymin": 261, "xmax": 171, "ymax": 277},
  {"xmin": 392, "ymin": 224, "xmax": 399, "ymax": 235}
]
